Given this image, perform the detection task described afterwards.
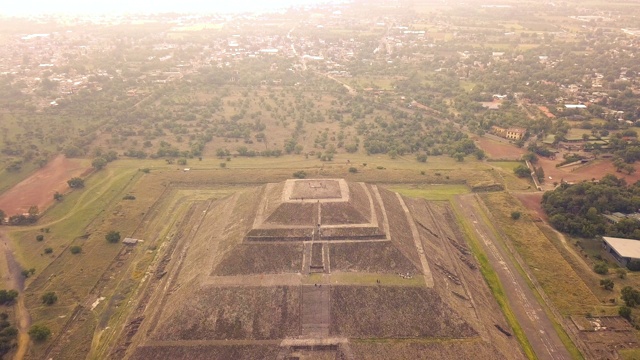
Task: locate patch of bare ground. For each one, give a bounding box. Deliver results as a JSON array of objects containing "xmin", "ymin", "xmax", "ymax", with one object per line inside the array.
[
  {"xmin": 474, "ymin": 136, "xmax": 527, "ymax": 160},
  {"xmin": 131, "ymin": 345, "xmax": 280, "ymax": 360},
  {"xmin": 212, "ymin": 243, "xmax": 303, "ymax": 275},
  {"xmin": 350, "ymin": 340, "xmax": 508, "ymax": 360},
  {"xmin": 329, "ymin": 286, "xmax": 476, "ymax": 338},
  {"xmin": 537, "ymin": 157, "xmax": 640, "ymax": 190},
  {"xmin": 329, "ymin": 242, "xmax": 418, "ymax": 274},
  {"xmin": 0, "ymin": 154, "xmax": 89, "ymax": 216},
  {"xmin": 153, "ymin": 286, "xmax": 300, "ymax": 341}
]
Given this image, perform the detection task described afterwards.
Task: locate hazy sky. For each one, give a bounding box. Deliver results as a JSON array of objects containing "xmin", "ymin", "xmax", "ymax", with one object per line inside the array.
[{"xmin": 0, "ymin": 0, "xmax": 345, "ymax": 16}]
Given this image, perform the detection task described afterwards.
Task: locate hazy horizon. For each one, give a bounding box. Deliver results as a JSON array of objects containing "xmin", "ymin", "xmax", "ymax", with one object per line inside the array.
[{"xmin": 0, "ymin": 0, "xmax": 350, "ymax": 16}]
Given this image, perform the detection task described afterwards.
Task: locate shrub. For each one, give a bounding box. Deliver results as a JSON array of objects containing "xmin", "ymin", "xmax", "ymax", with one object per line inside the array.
[
  {"xmin": 41, "ymin": 292, "xmax": 57, "ymax": 305},
  {"xmin": 28, "ymin": 325, "xmax": 51, "ymax": 342},
  {"xmin": 594, "ymin": 262, "xmax": 609, "ymax": 275},
  {"xmin": 292, "ymin": 170, "xmax": 307, "ymax": 179},
  {"xmin": 348, "ymin": 167, "xmax": 358, "ymax": 173},
  {"xmin": 620, "ymin": 306, "xmax": 632, "ymax": 320},
  {"xmin": 44, "ymin": 247, "xmax": 53, "ymax": 254},
  {"xmin": 617, "ymin": 268, "xmax": 628, "ymax": 279},
  {"xmin": 21, "ymin": 269, "xmax": 35, "ymax": 278},
  {"xmin": 511, "ymin": 211, "xmax": 521, "ymax": 220},
  {"xmin": 70, "ymin": 246, "xmax": 82, "ymax": 254},
  {"xmin": 105, "ymin": 231, "xmax": 121, "ymax": 243},
  {"xmin": 416, "ymin": 154, "xmax": 427, "ymax": 163},
  {"xmin": 67, "ymin": 177, "xmax": 85, "ymax": 188},
  {"xmin": 36, "ymin": 235, "xmax": 44, "ymax": 242},
  {"xmin": 122, "ymin": 194, "xmax": 136, "ymax": 200},
  {"xmin": 600, "ymin": 279, "xmax": 614, "ymax": 291},
  {"xmin": 219, "ymin": 162, "xmax": 226, "ymax": 168}
]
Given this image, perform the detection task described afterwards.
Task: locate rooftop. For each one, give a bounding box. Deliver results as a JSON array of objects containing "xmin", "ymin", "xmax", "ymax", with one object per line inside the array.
[{"xmin": 603, "ymin": 236, "xmax": 640, "ymax": 259}]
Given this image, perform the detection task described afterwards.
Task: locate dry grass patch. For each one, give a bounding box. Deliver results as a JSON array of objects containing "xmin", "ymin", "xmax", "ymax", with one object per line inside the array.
[{"xmin": 479, "ymin": 192, "xmax": 599, "ymax": 315}]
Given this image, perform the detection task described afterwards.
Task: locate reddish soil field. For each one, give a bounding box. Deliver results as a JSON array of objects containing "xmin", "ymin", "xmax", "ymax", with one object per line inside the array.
[
  {"xmin": 514, "ymin": 192, "xmax": 546, "ymax": 221},
  {"xmin": 538, "ymin": 106, "xmax": 555, "ymax": 118},
  {"xmin": 0, "ymin": 155, "xmax": 89, "ymax": 216},
  {"xmin": 474, "ymin": 136, "xmax": 527, "ymax": 160},
  {"xmin": 536, "ymin": 156, "xmax": 640, "ymax": 191}
]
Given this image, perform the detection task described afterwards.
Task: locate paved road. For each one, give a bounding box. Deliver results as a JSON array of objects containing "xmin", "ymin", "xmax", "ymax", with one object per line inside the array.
[{"xmin": 455, "ymin": 194, "xmax": 571, "ymax": 360}]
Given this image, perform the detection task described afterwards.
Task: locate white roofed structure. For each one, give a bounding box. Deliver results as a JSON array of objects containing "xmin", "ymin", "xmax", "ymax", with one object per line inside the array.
[{"xmin": 602, "ymin": 236, "xmax": 640, "ymax": 266}]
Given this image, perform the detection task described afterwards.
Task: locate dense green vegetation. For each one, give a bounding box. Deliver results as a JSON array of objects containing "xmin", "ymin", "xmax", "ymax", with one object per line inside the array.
[{"xmin": 542, "ymin": 175, "xmax": 640, "ymax": 238}]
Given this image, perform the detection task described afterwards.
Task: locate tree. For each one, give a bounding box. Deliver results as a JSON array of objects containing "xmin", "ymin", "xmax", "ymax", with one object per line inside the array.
[
  {"xmin": 36, "ymin": 235, "xmax": 44, "ymax": 242},
  {"xmin": 41, "ymin": 292, "xmax": 57, "ymax": 305},
  {"xmin": 28, "ymin": 325, "xmax": 51, "ymax": 342},
  {"xmin": 67, "ymin": 177, "xmax": 84, "ymax": 188},
  {"xmin": 619, "ymin": 306, "xmax": 632, "ymax": 320},
  {"xmin": 105, "ymin": 231, "xmax": 121, "ymax": 243},
  {"xmin": 511, "ymin": 211, "xmax": 521, "ymax": 220},
  {"xmin": 621, "ymin": 286, "xmax": 640, "ymax": 307},
  {"xmin": 0, "ymin": 209, "xmax": 4, "ymax": 225},
  {"xmin": 28, "ymin": 206, "xmax": 38, "ymax": 218},
  {"xmin": 70, "ymin": 246, "xmax": 81, "ymax": 254},
  {"xmin": 474, "ymin": 149, "xmax": 486, "ymax": 160},
  {"xmin": 91, "ymin": 157, "xmax": 107, "ymax": 170},
  {"xmin": 53, "ymin": 192, "xmax": 63, "ymax": 201},
  {"xmin": 600, "ymin": 279, "xmax": 614, "ymax": 291},
  {"xmin": 416, "ymin": 154, "xmax": 427, "ymax": 163},
  {"xmin": 0, "ymin": 290, "xmax": 18, "ymax": 305},
  {"xmin": 535, "ymin": 166, "xmax": 545, "ymax": 183},
  {"xmin": 514, "ymin": 164, "xmax": 530, "ymax": 177}
]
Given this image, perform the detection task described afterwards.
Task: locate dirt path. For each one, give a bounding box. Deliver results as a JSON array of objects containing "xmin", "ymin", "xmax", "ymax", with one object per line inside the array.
[
  {"xmin": 0, "ymin": 230, "xmax": 30, "ymax": 360},
  {"xmin": 454, "ymin": 194, "xmax": 571, "ymax": 360}
]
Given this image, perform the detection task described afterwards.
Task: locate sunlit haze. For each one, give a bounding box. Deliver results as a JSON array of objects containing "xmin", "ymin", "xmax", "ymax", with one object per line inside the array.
[{"xmin": 0, "ymin": 0, "xmax": 347, "ymax": 16}]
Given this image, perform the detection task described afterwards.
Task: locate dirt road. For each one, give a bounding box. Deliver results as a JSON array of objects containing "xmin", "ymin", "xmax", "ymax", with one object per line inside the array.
[
  {"xmin": 1, "ymin": 230, "xmax": 30, "ymax": 360},
  {"xmin": 454, "ymin": 194, "xmax": 571, "ymax": 360}
]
